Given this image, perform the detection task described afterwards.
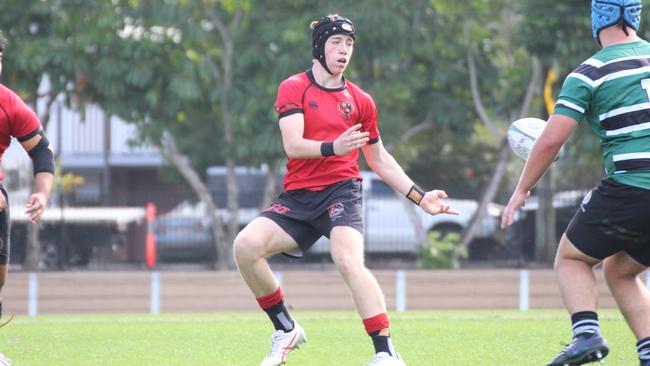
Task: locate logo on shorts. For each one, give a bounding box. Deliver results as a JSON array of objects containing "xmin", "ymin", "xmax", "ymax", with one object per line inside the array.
[
  {"xmin": 580, "ymin": 191, "xmax": 592, "ymax": 212},
  {"xmin": 338, "ymin": 100, "xmax": 353, "ymax": 119},
  {"xmin": 265, "ymin": 203, "xmax": 290, "ymax": 215},
  {"xmin": 328, "ymin": 202, "xmax": 345, "ymax": 219}
]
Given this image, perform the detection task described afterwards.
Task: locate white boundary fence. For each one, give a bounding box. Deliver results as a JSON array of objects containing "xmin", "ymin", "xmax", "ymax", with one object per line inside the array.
[{"xmin": 17, "ymin": 269, "xmax": 650, "ymax": 316}]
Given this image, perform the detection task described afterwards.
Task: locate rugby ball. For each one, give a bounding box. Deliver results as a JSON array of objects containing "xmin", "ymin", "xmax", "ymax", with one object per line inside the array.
[{"xmin": 507, "ymin": 117, "xmax": 548, "ymax": 161}]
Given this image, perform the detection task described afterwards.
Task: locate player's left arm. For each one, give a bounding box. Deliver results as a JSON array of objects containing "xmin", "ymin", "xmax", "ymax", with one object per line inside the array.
[
  {"xmin": 362, "ymin": 140, "xmax": 459, "ymax": 216},
  {"xmin": 501, "ymin": 114, "xmax": 578, "ymax": 228},
  {"xmin": 20, "ymin": 129, "xmax": 55, "ymax": 223}
]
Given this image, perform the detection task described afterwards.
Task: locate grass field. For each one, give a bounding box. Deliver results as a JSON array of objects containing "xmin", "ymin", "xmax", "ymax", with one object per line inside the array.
[{"xmin": 0, "ymin": 309, "xmax": 640, "ymax": 365}]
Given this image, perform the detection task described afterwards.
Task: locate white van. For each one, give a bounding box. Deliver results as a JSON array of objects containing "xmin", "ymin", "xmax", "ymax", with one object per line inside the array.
[{"xmin": 310, "ymin": 171, "xmax": 502, "ymax": 254}]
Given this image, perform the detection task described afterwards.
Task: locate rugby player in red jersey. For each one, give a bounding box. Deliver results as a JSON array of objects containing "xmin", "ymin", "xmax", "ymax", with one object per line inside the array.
[
  {"xmin": 0, "ymin": 30, "xmax": 54, "ymax": 366},
  {"xmin": 233, "ymin": 15, "xmax": 458, "ymax": 366}
]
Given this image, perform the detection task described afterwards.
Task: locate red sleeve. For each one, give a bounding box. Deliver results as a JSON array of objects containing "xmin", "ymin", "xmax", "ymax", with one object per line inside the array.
[
  {"xmin": 274, "ymin": 76, "xmax": 305, "ymax": 119},
  {"xmin": 359, "ymin": 92, "xmax": 380, "ymax": 144},
  {"xmin": 10, "ymin": 92, "xmax": 40, "ymax": 140}
]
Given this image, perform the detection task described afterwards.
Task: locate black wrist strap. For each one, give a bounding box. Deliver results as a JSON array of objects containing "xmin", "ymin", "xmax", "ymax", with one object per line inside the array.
[
  {"xmin": 406, "ymin": 184, "xmax": 425, "ymax": 205},
  {"xmin": 321, "ymin": 142, "xmax": 335, "ymax": 156}
]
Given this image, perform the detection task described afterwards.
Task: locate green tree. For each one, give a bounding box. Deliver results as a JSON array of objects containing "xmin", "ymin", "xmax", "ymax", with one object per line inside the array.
[
  {"xmin": 0, "ymin": 1, "xmax": 127, "ymax": 270},
  {"xmin": 517, "ymin": 0, "xmax": 629, "ymax": 190},
  {"xmin": 97, "ymin": 0, "xmax": 541, "ymax": 265},
  {"xmin": 3, "ymin": 0, "xmax": 615, "ymax": 269}
]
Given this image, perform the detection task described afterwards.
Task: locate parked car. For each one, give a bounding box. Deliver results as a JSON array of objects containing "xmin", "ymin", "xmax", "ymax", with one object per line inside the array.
[
  {"xmin": 508, "ymin": 190, "xmax": 589, "ymax": 261},
  {"xmin": 310, "ymin": 171, "xmax": 503, "ymax": 254},
  {"xmin": 10, "ymin": 206, "xmax": 146, "ymax": 269},
  {"xmin": 153, "ymin": 201, "xmax": 258, "ymax": 263},
  {"xmin": 154, "ymin": 202, "xmax": 216, "ymax": 263},
  {"xmin": 153, "ymin": 170, "xmax": 504, "ymax": 262}
]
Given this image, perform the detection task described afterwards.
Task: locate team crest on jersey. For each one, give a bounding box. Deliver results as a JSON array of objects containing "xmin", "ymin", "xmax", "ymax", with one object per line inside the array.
[
  {"xmin": 338, "ymin": 100, "xmax": 353, "ymax": 119},
  {"xmin": 328, "ymin": 202, "xmax": 345, "ymax": 219}
]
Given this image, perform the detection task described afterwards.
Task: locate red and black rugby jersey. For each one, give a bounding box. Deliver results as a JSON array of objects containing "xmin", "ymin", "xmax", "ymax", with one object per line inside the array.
[
  {"xmin": 274, "ymin": 69, "xmax": 380, "ymax": 191},
  {"xmin": 0, "ymin": 84, "xmax": 41, "ymax": 180}
]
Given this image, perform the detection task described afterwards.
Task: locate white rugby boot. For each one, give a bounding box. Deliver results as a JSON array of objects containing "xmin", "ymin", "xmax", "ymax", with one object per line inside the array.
[
  {"xmin": 368, "ymin": 352, "xmax": 406, "ymax": 366},
  {"xmin": 0, "ymin": 352, "xmax": 10, "ymax": 366},
  {"xmin": 259, "ymin": 321, "xmax": 307, "ymax": 366}
]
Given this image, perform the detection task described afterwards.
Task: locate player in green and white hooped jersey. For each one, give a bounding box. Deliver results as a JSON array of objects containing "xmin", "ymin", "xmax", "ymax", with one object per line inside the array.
[{"xmin": 502, "ymin": 1, "xmax": 650, "ymax": 365}]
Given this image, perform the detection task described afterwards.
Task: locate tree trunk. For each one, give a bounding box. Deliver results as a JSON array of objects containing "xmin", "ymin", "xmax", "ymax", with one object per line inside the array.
[
  {"xmin": 210, "ymin": 8, "xmax": 242, "ymax": 263},
  {"xmin": 535, "ymin": 172, "xmax": 556, "ymax": 262},
  {"xmin": 460, "ymin": 139, "xmax": 512, "ymax": 249},
  {"xmin": 259, "ymin": 165, "xmax": 278, "ymax": 211},
  {"xmin": 160, "ymin": 134, "xmax": 231, "ymax": 269},
  {"xmin": 24, "ymin": 97, "xmax": 44, "ymax": 271},
  {"xmin": 24, "ymin": 173, "xmax": 42, "ymax": 271},
  {"xmin": 399, "ymin": 195, "xmax": 428, "ymax": 248},
  {"xmin": 225, "ymin": 157, "xmax": 239, "ymax": 254},
  {"xmin": 33, "ymin": 91, "xmax": 57, "ymax": 131},
  {"xmin": 534, "ymin": 70, "xmax": 557, "ymax": 263},
  {"xmin": 24, "ymin": 222, "xmax": 40, "ymax": 271},
  {"xmin": 385, "ymin": 120, "xmax": 434, "ymax": 249},
  {"xmin": 460, "ymin": 23, "xmax": 543, "ymax": 252}
]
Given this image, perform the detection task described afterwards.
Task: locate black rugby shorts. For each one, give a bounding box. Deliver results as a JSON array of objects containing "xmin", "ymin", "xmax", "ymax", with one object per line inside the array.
[
  {"xmin": 566, "ymin": 178, "xmax": 650, "ymax": 266},
  {"xmin": 260, "ymin": 179, "xmax": 363, "ymax": 258}
]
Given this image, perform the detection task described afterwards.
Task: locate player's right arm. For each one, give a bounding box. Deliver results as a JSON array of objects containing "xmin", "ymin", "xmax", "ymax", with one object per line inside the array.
[
  {"xmin": 279, "ymin": 115, "xmax": 369, "ymax": 158},
  {"xmin": 500, "ymin": 114, "xmax": 578, "ymax": 229},
  {"xmin": 275, "ymin": 76, "xmax": 368, "ymax": 159},
  {"xmin": 20, "ymin": 132, "xmax": 54, "ymax": 223},
  {"xmin": 10, "ymin": 90, "xmax": 55, "ymax": 223},
  {"xmin": 501, "ymin": 64, "xmax": 591, "ymax": 229}
]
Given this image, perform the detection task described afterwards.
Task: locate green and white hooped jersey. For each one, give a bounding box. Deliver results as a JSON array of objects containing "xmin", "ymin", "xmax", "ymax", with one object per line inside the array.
[{"xmin": 554, "ymin": 40, "xmax": 650, "ymax": 190}]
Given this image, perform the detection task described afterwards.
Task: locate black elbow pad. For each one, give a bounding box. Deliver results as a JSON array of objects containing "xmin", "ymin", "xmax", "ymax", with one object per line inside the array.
[{"xmin": 27, "ymin": 133, "xmax": 55, "ymax": 175}]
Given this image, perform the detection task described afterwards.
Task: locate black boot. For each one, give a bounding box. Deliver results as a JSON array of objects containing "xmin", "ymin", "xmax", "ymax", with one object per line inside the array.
[{"xmin": 546, "ymin": 333, "xmax": 609, "ymax": 366}]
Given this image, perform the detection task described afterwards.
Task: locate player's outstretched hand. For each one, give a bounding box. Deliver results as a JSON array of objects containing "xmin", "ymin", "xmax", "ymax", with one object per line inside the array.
[
  {"xmin": 420, "ymin": 190, "xmax": 460, "ymax": 216},
  {"xmin": 333, "ymin": 123, "xmax": 369, "ymax": 155},
  {"xmin": 25, "ymin": 192, "xmax": 48, "ymax": 223},
  {"xmin": 500, "ymin": 189, "xmax": 530, "ymax": 229}
]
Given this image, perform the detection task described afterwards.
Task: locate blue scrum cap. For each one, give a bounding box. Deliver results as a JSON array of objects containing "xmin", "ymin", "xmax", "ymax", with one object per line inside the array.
[{"xmin": 592, "ymin": 0, "xmax": 642, "ymax": 45}]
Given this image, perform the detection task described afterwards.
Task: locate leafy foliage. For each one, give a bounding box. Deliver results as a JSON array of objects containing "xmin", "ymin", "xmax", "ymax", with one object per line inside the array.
[
  {"xmin": 417, "ymin": 230, "xmax": 467, "ymax": 269},
  {"xmin": 0, "ymin": 0, "xmax": 620, "ymax": 198}
]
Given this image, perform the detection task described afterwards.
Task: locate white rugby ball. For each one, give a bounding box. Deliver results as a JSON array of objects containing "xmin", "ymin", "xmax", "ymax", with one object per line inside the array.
[{"xmin": 507, "ymin": 117, "xmax": 549, "ymax": 161}]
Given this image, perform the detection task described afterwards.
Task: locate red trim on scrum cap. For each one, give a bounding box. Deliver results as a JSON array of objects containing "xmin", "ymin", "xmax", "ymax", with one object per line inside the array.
[
  {"xmin": 256, "ymin": 287, "xmax": 285, "ymax": 310},
  {"xmin": 362, "ymin": 313, "xmax": 390, "ymax": 334}
]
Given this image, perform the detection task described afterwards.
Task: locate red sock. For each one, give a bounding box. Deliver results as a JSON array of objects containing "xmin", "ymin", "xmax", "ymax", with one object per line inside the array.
[
  {"xmin": 363, "ymin": 313, "xmax": 390, "ymax": 334},
  {"xmin": 364, "ymin": 313, "xmax": 394, "ymax": 355},
  {"xmin": 256, "ymin": 287, "xmax": 284, "ymax": 310},
  {"xmin": 256, "ymin": 287, "xmax": 294, "ymax": 332}
]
